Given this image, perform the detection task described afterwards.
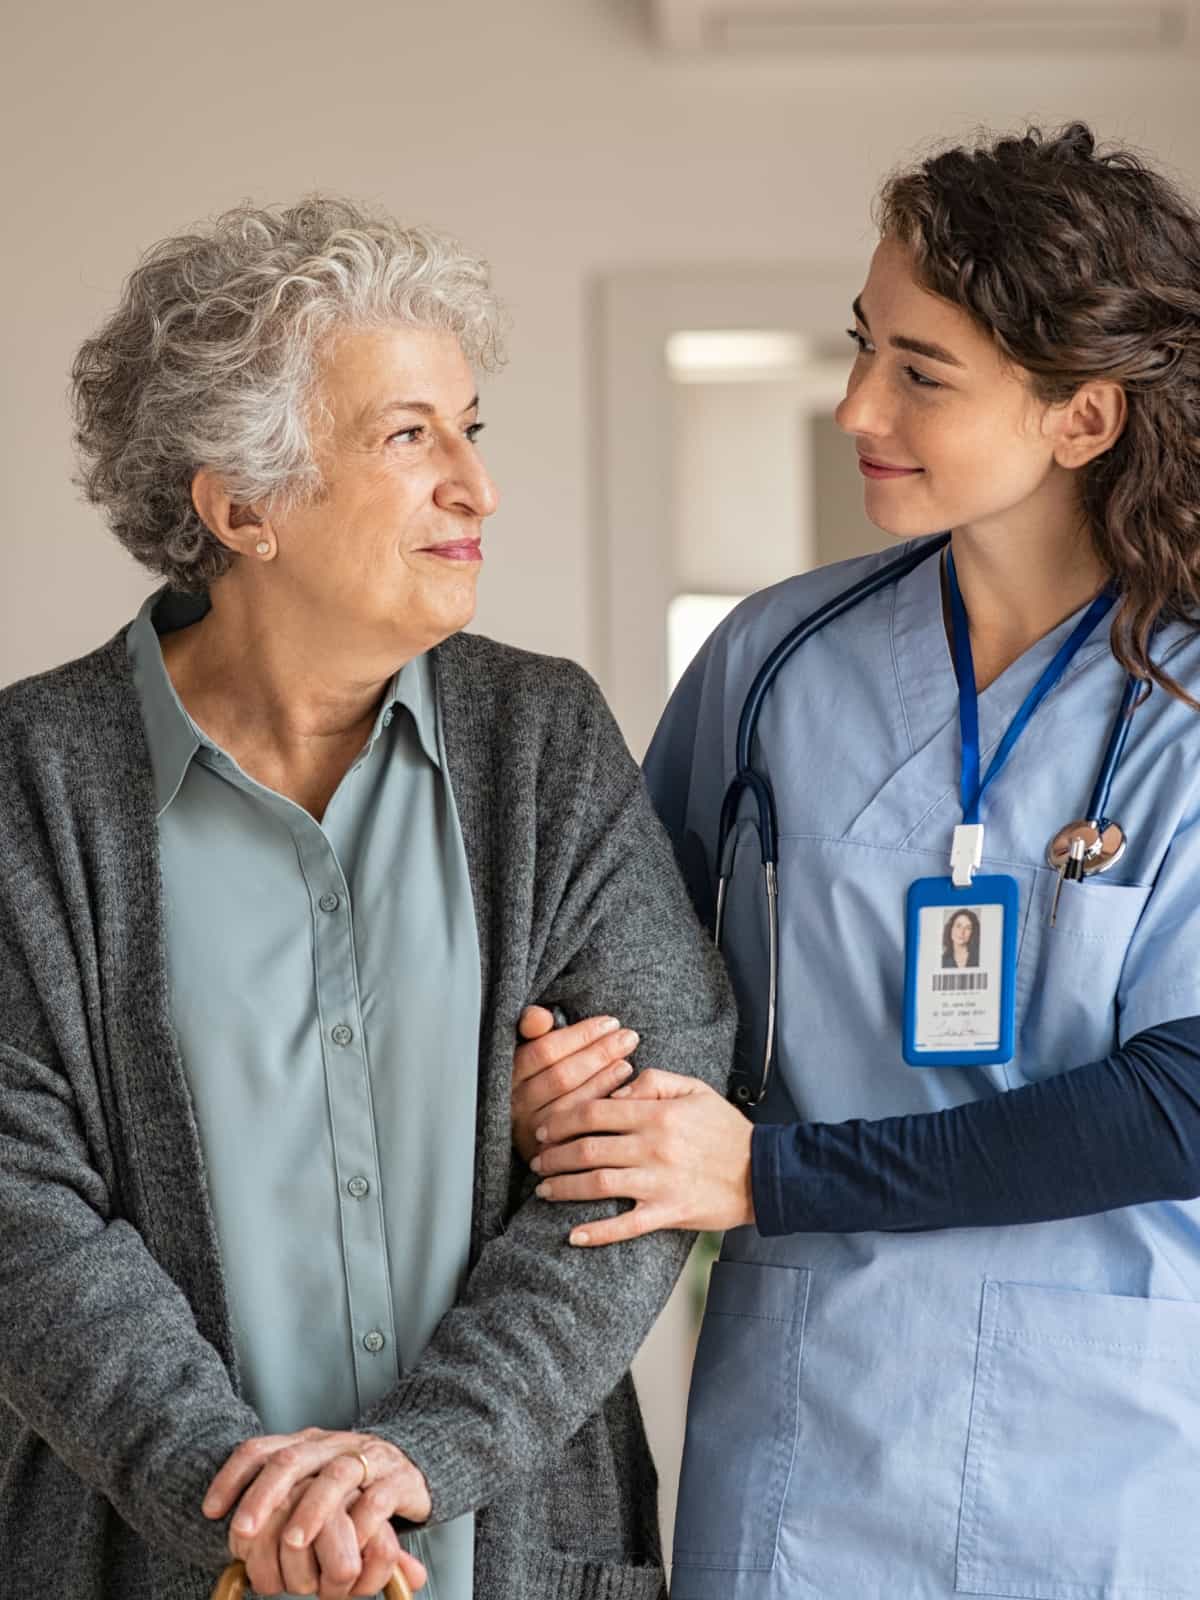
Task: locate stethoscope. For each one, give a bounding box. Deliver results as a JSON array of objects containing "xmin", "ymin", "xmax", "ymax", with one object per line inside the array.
[{"xmin": 714, "ymin": 532, "xmax": 1145, "ymax": 1107}]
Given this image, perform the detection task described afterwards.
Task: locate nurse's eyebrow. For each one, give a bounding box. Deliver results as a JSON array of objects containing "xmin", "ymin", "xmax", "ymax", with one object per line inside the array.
[{"xmin": 852, "ymin": 297, "xmax": 965, "ymax": 370}]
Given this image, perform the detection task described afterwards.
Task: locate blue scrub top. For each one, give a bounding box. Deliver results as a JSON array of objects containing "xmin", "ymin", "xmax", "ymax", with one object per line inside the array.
[{"xmin": 647, "ymin": 538, "xmax": 1200, "ymax": 1600}]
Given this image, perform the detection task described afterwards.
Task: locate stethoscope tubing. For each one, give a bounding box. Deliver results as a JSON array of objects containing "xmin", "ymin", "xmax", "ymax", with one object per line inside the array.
[
  {"xmin": 723, "ymin": 534, "xmax": 951, "ymax": 871},
  {"xmin": 1087, "ymin": 670, "xmax": 1141, "ymax": 825},
  {"xmin": 716, "ymin": 534, "xmax": 950, "ymax": 1105}
]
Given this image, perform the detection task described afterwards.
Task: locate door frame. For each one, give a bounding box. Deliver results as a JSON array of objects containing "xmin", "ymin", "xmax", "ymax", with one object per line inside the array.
[{"xmin": 593, "ymin": 262, "xmax": 859, "ymax": 755}]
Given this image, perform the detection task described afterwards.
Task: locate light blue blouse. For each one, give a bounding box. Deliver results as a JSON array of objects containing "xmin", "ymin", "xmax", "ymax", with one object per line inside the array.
[{"xmin": 128, "ymin": 590, "xmax": 479, "ymax": 1600}]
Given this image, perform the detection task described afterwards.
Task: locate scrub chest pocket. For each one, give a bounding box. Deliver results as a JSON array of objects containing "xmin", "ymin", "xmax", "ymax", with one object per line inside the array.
[
  {"xmin": 671, "ymin": 1260, "xmax": 811, "ymax": 1579},
  {"xmin": 1017, "ymin": 877, "xmax": 1151, "ymax": 1073},
  {"xmin": 956, "ymin": 1280, "xmax": 1200, "ymax": 1598}
]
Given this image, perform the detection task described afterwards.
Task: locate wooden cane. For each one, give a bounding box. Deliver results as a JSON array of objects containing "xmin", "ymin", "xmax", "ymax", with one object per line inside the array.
[{"xmin": 212, "ymin": 1560, "xmax": 412, "ymax": 1599}]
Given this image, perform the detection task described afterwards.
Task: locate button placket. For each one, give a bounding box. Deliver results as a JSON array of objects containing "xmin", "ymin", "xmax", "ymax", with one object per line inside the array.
[{"xmin": 297, "ymin": 823, "xmax": 397, "ymax": 1409}]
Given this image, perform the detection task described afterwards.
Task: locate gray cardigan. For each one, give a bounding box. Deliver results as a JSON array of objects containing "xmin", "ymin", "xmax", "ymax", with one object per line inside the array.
[{"xmin": 0, "ymin": 624, "xmax": 736, "ymax": 1600}]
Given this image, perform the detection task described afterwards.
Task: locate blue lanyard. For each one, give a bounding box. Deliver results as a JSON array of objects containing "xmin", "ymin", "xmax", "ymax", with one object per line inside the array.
[{"xmin": 947, "ymin": 551, "xmax": 1115, "ymax": 826}]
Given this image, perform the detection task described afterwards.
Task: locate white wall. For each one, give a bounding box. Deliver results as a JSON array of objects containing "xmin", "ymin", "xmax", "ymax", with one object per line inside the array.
[{"xmin": 2, "ymin": 0, "xmax": 1198, "ymax": 687}]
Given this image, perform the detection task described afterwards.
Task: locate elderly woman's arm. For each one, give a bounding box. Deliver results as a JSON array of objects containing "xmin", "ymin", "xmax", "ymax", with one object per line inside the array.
[
  {"xmin": 0, "ymin": 917, "xmax": 259, "ymax": 1572},
  {"xmin": 350, "ymin": 672, "xmax": 736, "ymax": 1525}
]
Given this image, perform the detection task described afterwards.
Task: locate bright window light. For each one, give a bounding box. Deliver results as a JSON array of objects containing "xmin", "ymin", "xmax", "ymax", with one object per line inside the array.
[
  {"xmin": 666, "ymin": 331, "xmax": 809, "ymax": 378},
  {"xmin": 668, "ymin": 593, "xmax": 746, "ymax": 691}
]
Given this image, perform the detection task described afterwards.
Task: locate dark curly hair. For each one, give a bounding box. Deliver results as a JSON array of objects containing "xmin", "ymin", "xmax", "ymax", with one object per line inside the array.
[{"xmin": 878, "ymin": 123, "xmax": 1200, "ymax": 708}]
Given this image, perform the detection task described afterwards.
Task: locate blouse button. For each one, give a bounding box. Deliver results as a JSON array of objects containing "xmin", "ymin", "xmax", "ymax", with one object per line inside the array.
[
  {"xmin": 319, "ymin": 892, "xmax": 340, "ymax": 913},
  {"xmin": 331, "ymin": 1023, "xmax": 354, "ymax": 1047}
]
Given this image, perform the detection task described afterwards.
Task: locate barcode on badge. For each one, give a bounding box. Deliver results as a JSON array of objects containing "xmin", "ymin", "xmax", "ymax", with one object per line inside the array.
[{"xmin": 932, "ymin": 971, "xmax": 989, "ymax": 992}]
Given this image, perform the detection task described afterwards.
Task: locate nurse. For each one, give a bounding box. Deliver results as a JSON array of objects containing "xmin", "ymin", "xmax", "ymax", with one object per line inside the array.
[{"xmin": 514, "ymin": 122, "xmax": 1200, "ymax": 1597}]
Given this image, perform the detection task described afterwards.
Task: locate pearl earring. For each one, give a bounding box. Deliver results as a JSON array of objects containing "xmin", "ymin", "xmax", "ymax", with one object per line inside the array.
[{"xmin": 255, "ymin": 540, "xmax": 271, "ymax": 557}]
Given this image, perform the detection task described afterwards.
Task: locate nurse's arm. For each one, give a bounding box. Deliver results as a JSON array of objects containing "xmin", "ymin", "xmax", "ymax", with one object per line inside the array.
[
  {"xmin": 532, "ymin": 1069, "xmax": 755, "ymax": 1245},
  {"xmin": 535, "ymin": 1017, "xmax": 1200, "ymax": 1239}
]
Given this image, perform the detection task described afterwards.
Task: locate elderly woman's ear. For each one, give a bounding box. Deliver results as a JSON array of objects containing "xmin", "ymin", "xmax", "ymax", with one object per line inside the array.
[{"xmin": 190, "ymin": 469, "xmax": 272, "ymax": 560}]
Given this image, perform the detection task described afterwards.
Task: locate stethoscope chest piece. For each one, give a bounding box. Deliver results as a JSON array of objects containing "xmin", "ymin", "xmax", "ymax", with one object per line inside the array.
[{"xmin": 1045, "ymin": 817, "xmax": 1127, "ymax": 877}]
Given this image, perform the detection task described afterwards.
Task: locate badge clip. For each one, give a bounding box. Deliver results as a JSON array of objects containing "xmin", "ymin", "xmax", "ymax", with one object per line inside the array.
[{"xmin": 950, "ymin": 823, "xmax": 984, "ymax": 888}]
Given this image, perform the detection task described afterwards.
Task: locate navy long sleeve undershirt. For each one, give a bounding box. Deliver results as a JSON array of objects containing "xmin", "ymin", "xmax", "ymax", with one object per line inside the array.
[{"xmin": 750, "ymin": 1016, "xmax": 1200, "ymax": 1235}]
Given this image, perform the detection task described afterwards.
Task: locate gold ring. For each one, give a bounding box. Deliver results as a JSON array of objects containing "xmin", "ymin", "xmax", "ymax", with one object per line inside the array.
[{"xmin": 350, "ymin": 1449, "xmax": 372, "ymax": 1488}]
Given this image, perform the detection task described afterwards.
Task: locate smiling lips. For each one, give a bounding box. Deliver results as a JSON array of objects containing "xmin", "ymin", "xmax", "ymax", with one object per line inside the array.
[
  {"xmin": 858, "ymin": 455, "xmax": 924, "ymax": 480},
  {"xmin": 422, "ymin": 539, "xmax": 483, "ymax": 562}
]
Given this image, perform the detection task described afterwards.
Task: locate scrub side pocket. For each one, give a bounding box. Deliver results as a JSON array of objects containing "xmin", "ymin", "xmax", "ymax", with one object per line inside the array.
[
  {"xmin": 955, "ymin": 1279, "xmax": 1200, "ymax": 1598},
  {"xmin": 671, "ymin": 1260, "xmax": 810, "ymax": 1580}
]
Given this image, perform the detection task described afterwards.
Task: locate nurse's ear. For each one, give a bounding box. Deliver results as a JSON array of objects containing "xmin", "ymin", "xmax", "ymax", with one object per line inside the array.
[{"xmin": 1044, "ymin": 379, "xmax": 1128, "ymax": 470}]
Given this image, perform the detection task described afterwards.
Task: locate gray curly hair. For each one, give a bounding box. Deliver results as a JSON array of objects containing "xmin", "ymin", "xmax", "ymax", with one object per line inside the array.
[{"xmin": 71, "ymin": 196, "xmax": 506, "ymax": 591}]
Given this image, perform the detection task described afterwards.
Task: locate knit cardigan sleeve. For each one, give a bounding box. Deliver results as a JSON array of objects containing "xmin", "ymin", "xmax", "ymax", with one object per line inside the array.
[
  {"xmin": 0, "ymin": 878, "xmax": 258, "ymax": 1572},
  {"xmin": 360, "ymin": 651, "xmax": 738, "ymax": 1523}
]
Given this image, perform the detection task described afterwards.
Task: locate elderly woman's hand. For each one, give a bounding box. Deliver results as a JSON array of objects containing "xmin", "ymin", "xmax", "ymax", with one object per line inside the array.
[
  {"xmin": 529, "ymin": 1068, "xmax": 756, "ymax": 1245},
  {"xmin": 204, "ymin": 1428, "xmax": 430, "ymax": 1599},
  {"xmin": 512, "ymin": 1007, "xmax": 641, "ymax": 1163}
]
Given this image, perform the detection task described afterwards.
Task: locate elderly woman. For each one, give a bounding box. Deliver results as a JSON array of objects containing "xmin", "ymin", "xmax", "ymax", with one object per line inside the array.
[{"xmin": 0, "ymin": 198, "xmax": 734, "ymax": 1600}]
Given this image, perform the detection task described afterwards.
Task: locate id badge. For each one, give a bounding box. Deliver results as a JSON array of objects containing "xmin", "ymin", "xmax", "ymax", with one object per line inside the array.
[{"xmin": 902, "ymin": 874, "xmax": 1018, "ymax": 1066}]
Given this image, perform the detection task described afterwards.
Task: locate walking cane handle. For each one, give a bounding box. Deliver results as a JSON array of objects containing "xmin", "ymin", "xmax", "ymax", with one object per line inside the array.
[{"xmin": 212, "ymin": 1561, "xmax": 412, "ymax": 1599}]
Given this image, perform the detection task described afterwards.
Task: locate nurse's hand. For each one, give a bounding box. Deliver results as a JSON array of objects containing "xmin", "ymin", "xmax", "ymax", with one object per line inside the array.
[
  {"xmin": 512, "ymin": 1006, "xmax": 640, "ymax": 1163},
  {"xmin": 530, "ymin": 1069, "xmax": 755, "ymax": 1245}
]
